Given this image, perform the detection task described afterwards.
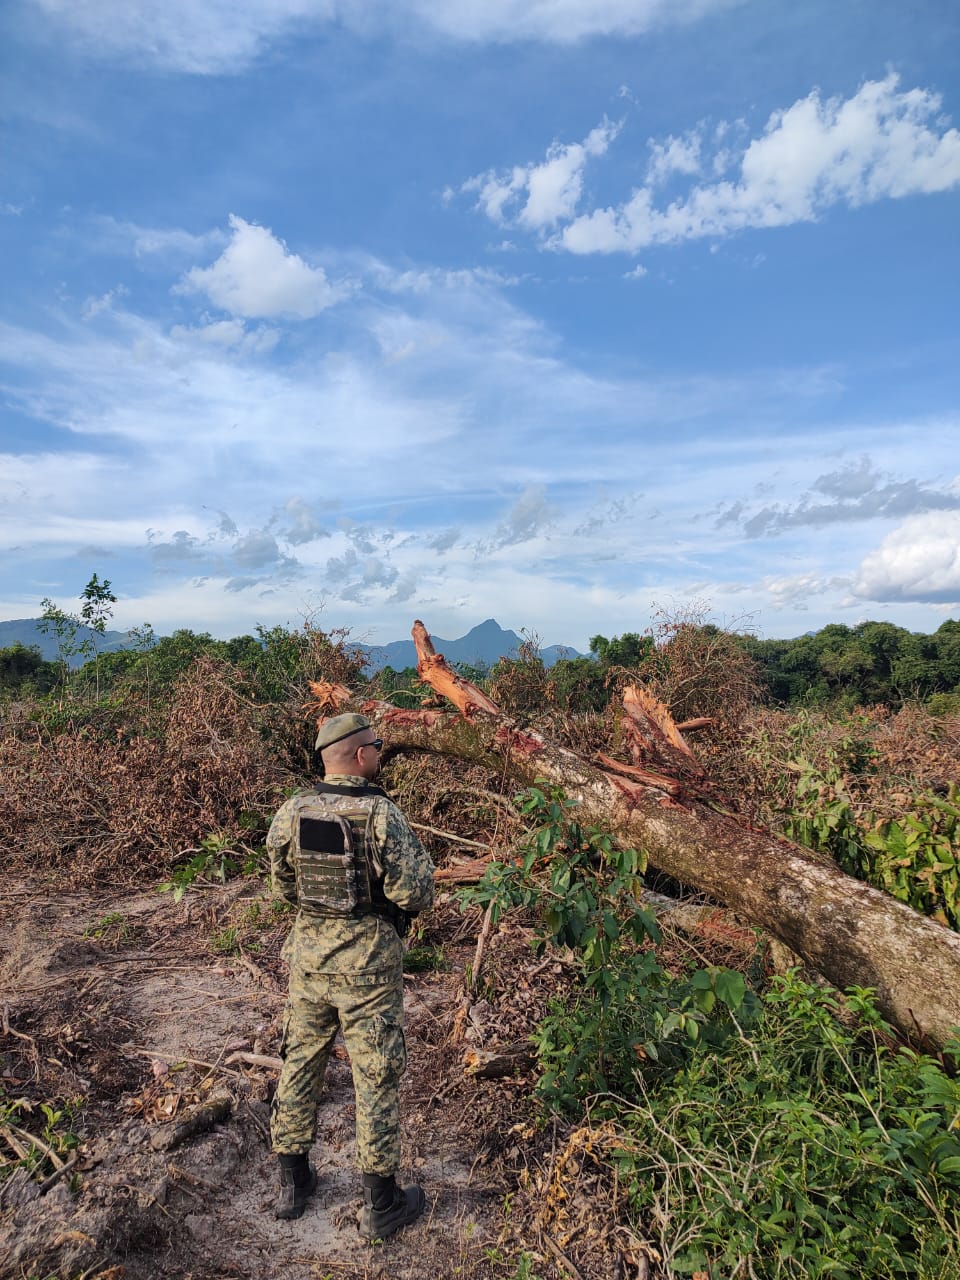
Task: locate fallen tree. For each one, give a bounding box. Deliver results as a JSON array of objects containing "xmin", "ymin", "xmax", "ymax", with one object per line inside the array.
[{"xmin": 315, "ymin": 622, "xmax": 960, "ymax": 1050}]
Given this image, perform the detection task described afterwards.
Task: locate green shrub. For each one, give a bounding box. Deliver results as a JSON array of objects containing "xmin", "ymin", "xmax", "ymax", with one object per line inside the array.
[
  {"xmin": 784, "ymin": 761, "xmax": 960, "ymax": 929},
  {"xmin": 614, "ymin": 980, "xmax": 960, "ymax": 1278},
  {"xmin": 462, "ymin": 787, "xmax": 757, "ymax": 1109},
  {"xmin": 464, "ymin": 788, "xmax": 960, "ymax": 1279}
]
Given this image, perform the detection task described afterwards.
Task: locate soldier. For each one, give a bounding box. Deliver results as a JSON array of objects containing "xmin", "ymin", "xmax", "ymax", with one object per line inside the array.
[{"xmin": 267, "ymin": 712, "xmax": 435, "ymax": 1238}]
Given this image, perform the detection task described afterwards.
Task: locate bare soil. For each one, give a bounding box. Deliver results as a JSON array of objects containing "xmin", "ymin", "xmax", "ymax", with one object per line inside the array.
[{"xmin": 0, "ymin": 880, "xmax": 551, "ymax": 1280}]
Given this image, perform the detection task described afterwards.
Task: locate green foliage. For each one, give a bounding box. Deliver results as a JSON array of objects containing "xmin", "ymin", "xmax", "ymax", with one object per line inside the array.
[
  {"xmin": 403, "ymin": 943, "xmax": 448, "ymax": 973},
  {"xmin": 82, "ymin": 911, "xmax": 131, "ymax": 943},
  {"xmin": 38, "ymin": 573, "xmax": 118, "ymax": 700},
  {"xmin": 0, "ymin": 1088, "xmax": 81, "ymax": 1184},
  {"xmin": 159, "ymin": 830, "xmax": 243, "ymax": 902},
  {"xmin": 210, "ymin": 926, "xmax": 239, "ymax": 955},
  {"xmin": 589, "ymin": 631, "xmax": 653, "ymax": 670},
  {"xmin": 0, "ymin": 642, "xmax": 59, "ymax": 697},
  {"xmin": 464, "ymin": 789, "xmax": 960, "ymax": 1278},
  {"xmin": 376, "ymin": 664, "xmax": 435, "ymax": 709},
  {"xmin": 462, "ymin": 787, "xmax": 757, "ymax": 1109},
  {"xmin": 614, "ymin": 980, "xmax": 960, "ymax": 1278},
  {"xmin": 743, "ymin": 618, "xmax": 960, "ymax": 709},
  {"xmin": 78, "ymin": 572, "xmax": 117, "ymax": 635},
  {"xmin": 783, "ymin": 757, "xmax": 960, "ymax": 930},
  {"xmin": 550, "ymin": 656, "xmax": 609, "ymax": 712}
]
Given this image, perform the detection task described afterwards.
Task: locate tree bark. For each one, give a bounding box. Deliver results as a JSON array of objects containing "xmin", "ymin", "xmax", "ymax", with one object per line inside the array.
[{"xmin": 350, "ymin": 623, "xmax": 960, "ymax": 1050}]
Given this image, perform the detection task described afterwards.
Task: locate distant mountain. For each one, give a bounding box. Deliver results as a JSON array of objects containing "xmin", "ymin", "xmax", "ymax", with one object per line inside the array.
[
  {"xmin": 1, "ymin": 615, "xmax": 584, "ymax": 671},
  {"xmin": 0, "ymin": 618, "xmax": 133, "ymax": 665},
  {"xmin": 362, "ymin": 618, "xmax": 583, "ymax": 671}
]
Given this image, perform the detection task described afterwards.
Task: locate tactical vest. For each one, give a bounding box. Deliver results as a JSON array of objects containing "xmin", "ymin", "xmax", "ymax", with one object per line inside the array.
[{"xmin": 290, "ymin": 782, "xmax": 408, "ymax": 934}]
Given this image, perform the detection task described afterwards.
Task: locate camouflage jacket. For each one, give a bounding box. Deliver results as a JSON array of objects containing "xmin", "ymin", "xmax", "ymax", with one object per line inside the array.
[{"xmin": 268, "ymin": 774, "xmax": 435, "ymax": 977}]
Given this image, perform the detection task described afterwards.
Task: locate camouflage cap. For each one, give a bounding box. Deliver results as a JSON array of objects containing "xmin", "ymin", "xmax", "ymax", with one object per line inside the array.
[{"xmin": 315, "ymin": 712, "xmax": 372, "ymax": 753}]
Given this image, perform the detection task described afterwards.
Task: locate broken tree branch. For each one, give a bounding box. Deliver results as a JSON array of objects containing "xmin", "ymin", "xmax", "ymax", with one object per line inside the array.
[
  {"xmin": 409, "ymin": 822, "xmax": 493, "ymax": 851},
  {"xmin": 354, "ymin": 620, "xmax": 960, "ymax": 1050}
]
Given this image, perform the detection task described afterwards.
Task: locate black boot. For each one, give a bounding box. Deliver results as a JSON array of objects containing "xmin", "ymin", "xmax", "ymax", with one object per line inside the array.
[
  {"xmin": 275, "ymin": 1153, "xmax": 317, "ymax": 1220},
  {"xmin": 358, "ymin": 1172, "xmax": 426, "ymax": 1240}
]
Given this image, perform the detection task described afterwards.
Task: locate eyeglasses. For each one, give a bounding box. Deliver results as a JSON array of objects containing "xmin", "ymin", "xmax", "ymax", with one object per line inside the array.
[{"xmin": 358, "ymin": 738, "xmax": 383, "ymax": 753}]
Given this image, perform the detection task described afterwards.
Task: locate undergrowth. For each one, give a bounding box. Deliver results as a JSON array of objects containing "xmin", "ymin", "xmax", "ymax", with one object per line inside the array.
[{"xmin": 465, "ymin": 788, "xmax": 960, "ymax": 1280}]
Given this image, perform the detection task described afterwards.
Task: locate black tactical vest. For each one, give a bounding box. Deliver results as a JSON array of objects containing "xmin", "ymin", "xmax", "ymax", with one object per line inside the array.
[{"xmin": 290, "ymin": 782, "xmax": 407, "ymax": 934}]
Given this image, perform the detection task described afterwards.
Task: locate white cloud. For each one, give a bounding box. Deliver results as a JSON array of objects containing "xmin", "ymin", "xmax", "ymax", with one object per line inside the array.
[
  {"xmin": 169, "ymin": 318, "xmax": 280, "ymax": 356},
  {"xmin": 851, "ymin": 512, "xmax": 960, "ymax": 604},
  {"xmin": 92, "ymin": 216, "xmax": 225, "ymax": 259},
  {"xmin": 411, "ymin": 0, "xmax": 744, "ymax": 43},
  {"xmin": 460, "ymin": 119, "xmax": 622, "ymax": 229},
  {"xmin": 27, "ymin": 0, "xmax": 327, "ymax": 75},
  {"xmin": 486, "ymin": 485, "xmax": 556, "ymax": 550},
  {"xmin": 177, "ymin": 215, "xmax": 354, "ymax": 319},
  {"xmin": 762, "ymin": 571, "xmax": 843, "ymax": 609},
  {"xmin": 82, "ymin": 286, "xmax": 128, "ymax": 319},
  {"xmin": 277, "ymin": 497, "xmax": 331, "ymax": 546},
  {"xmin": 27, "ymin": 0, "xmax": 745, "ymax": 73},
  {"xmin": 645, "ymin": 130, "xmax": 702, "ymax": 186},
  {"xmin": 461, "ymin": 75, "xmax": 960, "ymax": 254}
]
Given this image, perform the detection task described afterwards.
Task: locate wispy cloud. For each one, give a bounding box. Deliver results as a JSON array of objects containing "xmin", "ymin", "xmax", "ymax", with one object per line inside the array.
[
  {"xmin": 484, "ymin": 485, "xmax": 556, "ymax": 551},
  {"xmin": 24, "ymin": 0, "xmax": 745, "ymax": 74},
  {"xmin": 740, "ymin": 459, "xmax": 960, "ymax": 538},
  {"xmin": 456, "ymin": 77, "xmax": 960, "ymax": 253},
  {"xmin": 460, "ymin": 120, "xmax": 622, "ymax": 230},
  {"xmin": 91, "ymin": 216, "xmax": 226, "ymax": 261}
]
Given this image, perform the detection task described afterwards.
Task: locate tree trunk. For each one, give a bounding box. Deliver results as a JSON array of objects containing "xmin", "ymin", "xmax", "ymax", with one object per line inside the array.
[{"xmin": 312, "ymin": 624, "xmax": 960, "ymax": 1049}]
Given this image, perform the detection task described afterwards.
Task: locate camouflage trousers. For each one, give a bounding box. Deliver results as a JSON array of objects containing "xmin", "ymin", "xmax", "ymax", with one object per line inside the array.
[{"xmin": 270, "ymin": 966, "xmax": 406, "ymax": 1175}]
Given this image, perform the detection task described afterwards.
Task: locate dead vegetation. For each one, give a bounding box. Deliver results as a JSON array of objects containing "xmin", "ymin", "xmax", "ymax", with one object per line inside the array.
[{"xmin": 2, "ymin": 620, "xmax": 959, "ymax": 1279}]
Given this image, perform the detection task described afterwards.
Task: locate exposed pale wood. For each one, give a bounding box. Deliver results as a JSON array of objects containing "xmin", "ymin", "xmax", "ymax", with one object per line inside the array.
[
  {"xmin": 434, "ymin": 856, "xmax": 497, "ymax": 884},
  {"xmin": 223, "ymin": 1051, "xmax": 283, "ymax": 1071},
  {"xmin": 353, "ymin": 621, "xmax": 960, "ymax": 1050},
  {"xmin": 305, "ymin": 680, "xmax": 353, "ymax": 717},
  {"xmin": 409, "ymin": 822, "xmax": 493, "ymax": 851},
  {"xmin": 675, "ymin": 717, "xmax": 714, "ymax": 733},
  {"xmin": 594, "ymin": 752, "xmax": 684, "ymax": 798},
  {"xmin": 412, "ymin": 620, "xmax": 502, "ymax": 717},
  {"xmin": 621, "ymin": 683, "xmax": 703, "ymax": 779},
  {"xmin": 3, "ymin": 1122, "xmax": 64, "ymax": 1170},
  {"xmin": 451, "ymin": 902, "xmax": 497, "ymax": 1044}
]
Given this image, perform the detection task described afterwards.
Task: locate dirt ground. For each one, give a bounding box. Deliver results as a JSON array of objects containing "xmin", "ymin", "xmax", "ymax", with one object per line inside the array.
[{"xmin": 0, "ymin": 879, "xmax": 561, "ymax": 1280}]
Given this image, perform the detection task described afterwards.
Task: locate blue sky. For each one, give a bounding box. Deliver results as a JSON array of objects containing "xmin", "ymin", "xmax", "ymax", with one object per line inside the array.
[{"xmin": 2, "ymin": 0, "xmax": 959, "ymax": 651}]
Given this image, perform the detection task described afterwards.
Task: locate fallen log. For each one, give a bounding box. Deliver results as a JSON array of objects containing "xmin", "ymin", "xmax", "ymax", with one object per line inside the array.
[
  {"xmin": 463, "ymin": 1042, "xmax": 536, "ymax": 1079},
  {"xmin": 339, "ymin": 621, "xmax": 960, "ymax": 1050},
  {"xmin": 148, "ymin": 1093, "xmax": 232, "ymax": 1152}
]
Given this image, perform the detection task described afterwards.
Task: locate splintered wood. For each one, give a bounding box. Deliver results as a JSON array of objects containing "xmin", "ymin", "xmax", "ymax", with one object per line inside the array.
[{"xmin": 412, "ymin": 620, "xmax": 502, "ymax": 718}]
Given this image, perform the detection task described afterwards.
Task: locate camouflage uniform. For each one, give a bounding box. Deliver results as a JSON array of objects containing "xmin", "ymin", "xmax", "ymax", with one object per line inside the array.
[{"xmin": 269, "ymin": 773, "xmax": 435, "ymax": 1175}]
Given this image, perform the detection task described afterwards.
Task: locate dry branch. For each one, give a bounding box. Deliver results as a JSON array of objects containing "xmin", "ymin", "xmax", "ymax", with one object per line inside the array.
[
  {"xmin": 409, "ymin": 822, "xmax": 493, "ymax": 851},
  {"xmin": 463, "ymin": 1042, "xmax": 536, "ymax": 1079},
  {"xmin": 357, "ymin": 620, "xmax": 960, "ymax": 1049},
  {"xmin": 148, "ymin": 1093, "xmax": 233, "ymax": 1152},
  {"xmin": 223, "ymin": 1051, "xmax": 283, "ymax": 1071},
  {"xmin": 434, "ymin": 856, "xmax": 498, "ymax": 884}
]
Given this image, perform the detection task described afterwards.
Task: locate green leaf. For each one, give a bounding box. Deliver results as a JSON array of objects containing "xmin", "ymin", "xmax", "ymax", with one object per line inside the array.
[{"xmin": 714, "ymin": 970, "xmax": 747, "ymax": 1010}]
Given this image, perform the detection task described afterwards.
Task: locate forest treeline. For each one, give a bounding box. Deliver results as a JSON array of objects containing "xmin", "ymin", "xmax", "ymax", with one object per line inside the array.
[{"xmin": 4, "ymin": 614, "xmax": 959, "ymax": 714}]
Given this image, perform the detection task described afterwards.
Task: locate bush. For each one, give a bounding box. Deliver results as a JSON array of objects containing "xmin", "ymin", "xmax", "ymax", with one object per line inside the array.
[
  {"xmin": 615, "ymin": 980, "xmax": 960, "ymax": 1278},
  {"xmin": 464, "ymin": 789, "xmax": 960, "ymax": 1279}
]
